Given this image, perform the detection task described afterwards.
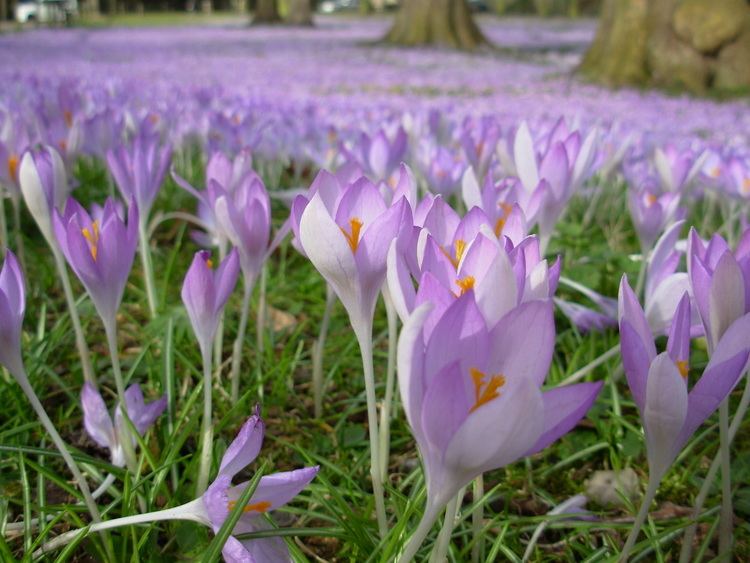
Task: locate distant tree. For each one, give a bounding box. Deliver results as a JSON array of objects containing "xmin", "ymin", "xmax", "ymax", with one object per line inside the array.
[
  {"xmin": 253, "ymin": 0, "xmax": 280, "ymax": 23},
  {"xmin": 384, "ymin": 0, "xmax": 486, "ymax": 49},
  {"xmin": 285, "ymin": 0, "xmax": 312, "ymax": 25},
  {"xmin": 579, "ymin": 0, "xmax": 750, "ymax": 93}
]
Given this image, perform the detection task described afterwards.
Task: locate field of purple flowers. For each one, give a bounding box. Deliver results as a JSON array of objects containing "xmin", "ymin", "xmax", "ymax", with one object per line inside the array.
[{"xmin": 0, "ymin": 15, "xmax": 750, "ymax": 562}]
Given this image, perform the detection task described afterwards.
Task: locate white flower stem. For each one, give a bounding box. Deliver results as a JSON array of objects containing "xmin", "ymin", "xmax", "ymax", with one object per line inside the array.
[
  {"xmin": 430, "ymin": 495, "xmax": 459, "ymax": 563},
  {"xmin": 471, "ymin": 475, "xmax": 484, "ymax": 563},
  {"xmin": 213, "ymin": 240, "xmax": 227, "ymax": 373},
  {"xmin": 679, "ymin": 373, "xmax": 750, "ymax": 563},
  {"xmin": 619, "ymin": 474, "xmax": 660, "ymax": 562},
  {"xmin": 91, "ymin": 473, "xmax": 117, "ymax": 499},
  {"xmin": 33, "ymin": 498, "xmax": 206, "ymax": 559},
  {"xmin": 11, "ymin": 368, "xmax": 103, "ymax": 528},
  {"xmin": 10, "ymin": 195, "xmax": 25, "ymax": 267},
  {"xmin": 312, "ymin": 284, "xmax": 335, "ymax": 418},
  {"xmin": 196, "ymin": 344, "xmax": 214, "ymax": 496},
  {"xmin": 398, "ymin": 501, "xmax": 442, "ymax": 563},
  {"xmin": 138, "ymin": 217, "xmax": 158, "ymax": 319},
  {"xmin": 378, "ymin": 295, "xmax": 398, "ymax": 483},
  {"xmin": 0, "ymin": 191, "xmax": 8, "ymax": 254},
  {"xmin": 355, "ymin": 324, "xmax": 388, "ymax": 538},
  {"xmin": 560, "ymin": 344, "xmax": 619, "ymax": 386},
  {"xmin": 230, "ymin": 277, "xmax": 255, "ymax": 403},
  {"xmin": 256, "ymin": 264, "xmax": 268, "ymax": 357},
  {"xmin": 718, "ymin": 399, "xmax": 733, "ymax": 557},
  {"xmin": 634, "ymin": 245, "xmax": 651, "ymax": 298},
  {"xmin": 52, "ymin": 247, "xmax": 95, "ymax": 385}
]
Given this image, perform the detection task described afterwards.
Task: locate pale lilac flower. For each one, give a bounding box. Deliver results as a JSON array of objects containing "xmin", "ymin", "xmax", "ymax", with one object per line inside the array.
[{"xmin": 19, "ymin": 145, "xmax": 70, "ymax": 245}]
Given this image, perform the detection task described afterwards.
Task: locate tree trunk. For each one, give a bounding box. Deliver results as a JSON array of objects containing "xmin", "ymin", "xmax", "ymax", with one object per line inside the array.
[
  {"xmin": 285, "ymin": 0, "xmax": 312, "ymax": 25},
  {"xmin": 253, "ymin": 0, "xmax": 280, "ymax": 23},
  {"xmin": 579, "ymin": 0, "xmax": 750, "ymax": 94},
  {"xmin": 384, "ymin": 0, "xmax": 487, "ymax": 50}
]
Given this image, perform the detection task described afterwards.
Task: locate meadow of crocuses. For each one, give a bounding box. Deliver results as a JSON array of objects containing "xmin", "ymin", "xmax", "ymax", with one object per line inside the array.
[{"xmin": 1, "ymin": 15, "xmax": 750, "ymax": 562}]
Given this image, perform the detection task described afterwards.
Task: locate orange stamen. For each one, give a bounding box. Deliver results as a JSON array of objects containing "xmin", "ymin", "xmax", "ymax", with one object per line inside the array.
[
  {"xmin": 81, "ymin": 221, "xmax": 100, "ymax": 261},
  {"xmin": 468, "ymin": 368, "xmax": 505, "ymax": 413},
  {"xmin": 455, "ymin": 275, "xmax": 475, "ymax": 297},
  {"xmin": 494, "ymin": 202, "xmax": 513, "ymax": 237},
  {"xmin": 645, "ymin": 193, "xmax": 657, "ymax": 206},
  {"xmin": 340, "ymin": 217, "xmax": 363, "ymax": 254},
  {"xmin": 742, "ymin": 178, "xmax": 750, "ymax": 196},
  {"xmin": 7, "ymin": 154, "xmax": 18, "ymax": 181},
  {"xmin": 63, "ymin": 110, "xmax": 73, "ymax": 128},
  {"xmin": 676, "ymin": 360, "xmax": 689, "ymax": 379},
  {"xmin": 442, "ymin": 239, "xmax": 467, "ymax": 270},
  {"xmin": 227, "ymin": 500, "xmax": 272, "ymax": 513}
]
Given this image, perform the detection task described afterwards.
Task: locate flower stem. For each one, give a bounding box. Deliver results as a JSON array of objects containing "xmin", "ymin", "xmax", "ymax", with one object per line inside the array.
[
  {"xmin": 679, "ymin": 373, "xmax": 750, "ymax": 563},
  {"xmin": 213, "ymin": 240, "xmax": 227, "ymax": 373},
  {"xmin": 619, "ymin": 474, "xmax": 660, "ymax": 562},
  {"xmin": 33, "ymin": 498, "xmax": 206, "ymax": 558},
  {"xmin": 230, "ymin": 277, "xmax": 255, "ymax": 403},
  {"xmin": 10, "ymin": 195, "xmax": 25, "ymax": 268},
  {"xmin": 256, "ymin": 264, "xmax": 268, "ymax": 357},
  {"xmin": 138, "ymin": 217, "xmax": 158, "ymax": 319},
  {"xmin": 430, "ymin": 495, "xmax": 459, "ymax": 563},
  {"xmin": 196, "ymin": 344, "xmax": 214, "ymax": 496},
  {"xmin": 398, "ymin": 501, "xmax": 442, "ymax": 563},
  {"xmin": 355, "ymin": 325, "xmax": 388, "ymax": 538},
  {"xmin": 634, "ymin": 245, "xmax": 651, "ymax": 299},
  {"xmin": 718, "ymin": 399, "xmax": 733, "ymax": 557},
  {"xmin": 52, "ymin": 247, "xmax": 95, "ymax": 386},
  {"xmin": 91, "ymin": 473, "xmax": 117, "ymax": 499},
  {"xmin": 312, "ymin": 284, "xmax": 335, "ymax": 418},
  {"xmin": 471, "ymin": 475, "xmax": 484, "ymax": 563},
  {"xmin": 378, "ymin": 294, "xmax": 398, "ymax": 483},
  {"xmin": 560, "ymin": 344, "xmax": 619, "ymax": 386},
  {"xmin": 0, "ymin": 191, "xmax": 8, "ymax": 255}
]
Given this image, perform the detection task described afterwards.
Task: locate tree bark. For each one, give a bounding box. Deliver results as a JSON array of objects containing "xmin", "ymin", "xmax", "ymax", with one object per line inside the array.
[
  {"xmin": 384, "ymin": 0, "xmax": 487, "ymax": 50},
  {"xmin": 285, "ymin": 0, "xmax": 312, "ymax": 25},
  {"xmin": 253, "ymin": 0, "xmax": 280, "ymax": 23}
]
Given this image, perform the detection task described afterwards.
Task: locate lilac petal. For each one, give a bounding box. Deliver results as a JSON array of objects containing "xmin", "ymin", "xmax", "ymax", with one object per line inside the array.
[
  {"xmin": 386, "ymin": 239, "xmax": 415, "ymax": 321},
  {"xmin": 619, "ymin": 320, "xmax": 652, "ymax": 412},
  {"xmin": 214, "ymin": 249, "xmax": 240, "ymax": 312},
  {"xmin": 645, "ymin": 273, "xmax": 691, "ymax": 335},
  {"xmin": 219, "ymin": 412, "xmax": 265, "ymax": 479},
  {"xmin": 421, "ymin": 361, "xmax": 469, "ymax": 454},
  {"xmin": 514, "ymin": 122, "xmax": 539, "ymax": 193},
  {"xmin": 203, "ymin": 473, "xmax": 232, "ymax": 529},
  {"xmin": 220, "ymin": 536, "xmax": 256, "ymax": 563},
  {"xmin": 618, "ymin": 275, "xmax": 656, "ymax": 358},
  {"xmin": 397, "ymin": 302, "xmax": 432, "ymax": 441},
  {"xmin": 0, "ymin": 250, "xmax": 25, "ymax": 320},
  {"xmin": 81, "ymin": 382, "xmax": 115, "ymax": 450},
  {"xmin": 525, "ymin": 381, "xmax": 604, "ymax": 456},
  {"xmin": 666, "ymin": 293, "xmax": 691, "ymax": 367},
  {"xmin": 708, "ymin": 251, "xmax": 745, "ymax": 348},
  {"xmin": 119, "ymin": 384, "xmax": 167, "ymax": 436},
  {"xmin": 241, "ymin": 519, "xmax": 290, "ymax": 563},
  {"xmin": 488, "ymin": 301, "xmax": 555, "ymax": 388},
  {"xmin": 414, "ymin": 271, "xmax": 458, "ymax": 341},
  {"xmin": 357, "ymin": 197, "xmax": 411, "ymax": 277},
  {"xmin": 227, "ymin": 466, "xmax": 319, "ymax": 513},
  {"xmin": 556, "ymin": 299, "xmax": 616, "ymax": 333},
  {"xmin": 334, "ymin": 178, "xmax": 386, "ymax": 228}
]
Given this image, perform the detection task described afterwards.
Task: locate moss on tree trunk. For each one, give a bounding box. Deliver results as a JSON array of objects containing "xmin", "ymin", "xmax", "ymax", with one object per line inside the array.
[{"xmin": 384, "ymin": 0, "xmax": 487, "ymax": 50}]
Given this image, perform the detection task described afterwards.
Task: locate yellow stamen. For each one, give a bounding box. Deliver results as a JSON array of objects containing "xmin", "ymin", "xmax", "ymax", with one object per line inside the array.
[
  {"xmin": 81, "ymin": 221, "xmax": 100, "ymax": 261},
  {"xmin": 468, "ymin": 367, "xmax": 506, "ymax": 413},
  {"xmin": 455, "ymin": 275, "xmax": 475, "ymax": 297},
  {"xmin": 742, "ymin": 178, "xmax": 750, "ymax": 196},
  {"xmin": 227, "ymin": 500, "xmax": 272, "ymax": 513},
  {"xmin": 149, "ymin": 114, "xmax": 160, "ymax": 125},
  {"xmin": 59, "ymin": 139, "xmax": 67, "ymax": 153},
  {"xmin": 442, "ymin": 239, "xmax": 467, "ymax": 270},
  {"xmin": 206, "ymin": 258, "xmax": 214, "ymax": 269},
  {"xmin": 645, "ymin": 193, "xmax": 657, "ymax": 206},
  {"xmin": 711, "ymin": 166, "xmax": 721, "ymax": 178},
  {"xmin": 494, "ymin": 202, "xmax": 513, "ymax": 237},
  {"xmin": 7, "ymin": 154, "xmax": 18, "ymax": 181},
  {"xmin": 676, "ymin": 360, "xmax": 689, "ymax": 379},
  {"xmin": 63, "ymin": 110, "xmax": 73, "ymax": 128},
  {"xmin": 475, "ymin": 141, "xmax": 484, "ymax": 156},
  {"xmin": 340, "ymin": 217, "xmax": 363, "ymax": 254}
]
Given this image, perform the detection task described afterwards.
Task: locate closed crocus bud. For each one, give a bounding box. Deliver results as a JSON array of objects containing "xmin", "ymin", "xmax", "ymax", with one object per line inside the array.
[
  {"xmin": 0, "ymin": 251, "xmax": 26, "ymax": 377},
  {"xmin": 181, "ymin": 249, "xmax": 240, "ymax": 354},
  {"xmin": 19, "ymin": 145, "xmax": 69, "ymax": 245},
  {"xmin": 53, "ymin": 197, "xmax": 139, "ymax": 330}
]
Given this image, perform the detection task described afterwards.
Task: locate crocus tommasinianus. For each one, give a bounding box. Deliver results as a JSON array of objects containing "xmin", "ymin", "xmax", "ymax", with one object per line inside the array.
[
  {"xmin": 357, "ymin": 126, "xmax": 407, "ymax": 181},
  {"xmin": 627, "ymin": 184, "xmax": 682, "ymax": 254},
  {"xmin": 397, "ymin": 292, "xmax": 602, "ymax": 561},
  {"xmin": 299, "ymin": 175, "xmax": 411, "ymax": 339},
  {"xmin": 653, "ymin": 145, "xmax": 706, "ymax": 193},
  {"xmin": 81, "ymin": 382, "xmax": 167, "ymax": 467},
  {"xmin": 53, "ymin": 197, "xmax": 139, "ymax": 329},
  {"xmin": 181, "ymin": 249, "xmax": 240, "ymax": 355},
  {"xmin": 107, "ymin": 133, "xmax": 171, "ymax": 218},
  {"xmin": 0, "ymin": 250, "xmax": 25, "ymax": 376},
  {"xmin": 19, "ymin": 145, "xmax": 70, "ymax": 245},
  {"xmin": 619, "ymin": 276, "xmax": 750, "ymax": 479}
]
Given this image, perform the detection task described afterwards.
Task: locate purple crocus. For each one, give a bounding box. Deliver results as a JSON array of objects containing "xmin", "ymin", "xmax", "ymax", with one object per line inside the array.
[
  {"xmin": 107, "ymin": 133, "xmax": 171, "ymax": 219},
  {"xmin": 356, "ymin": 126, "xmax": 407, "ymax": 181},
  {"xmin": 53, "ymin": 197, "xmax": 139, "ymax": 329},
  {"xmin": 81, "ymin": 382, "xmax": 167, "ymax": 467},
  {"xmin": 627, "ymin": 184, "xmax": 682, "ymax": 254},
  {"xmin": 0, "ymin": 250, "xmax": 25, "ymax": 376},
  {"xmin": 181, "ymin": 249, "xmax": 240, "ymax": 355},
  {"xmin": 653, "ymin": 145, "xmax": 706, "ymax": 193},
  {"xmin": 397, "ymin": 292, "xmax": 601, "ymax": 562},
  {"xmin": 198, "ymin": 409, "xmax": 319, "ymax": 562}
]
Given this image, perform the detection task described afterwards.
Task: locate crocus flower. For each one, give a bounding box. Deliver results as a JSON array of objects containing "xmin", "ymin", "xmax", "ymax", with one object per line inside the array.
[
  {"xmin": 619, "ymin": 276, "xmax": 750, "ymax": 482},
  {"xmin": 399, "ymin": 293, "xmax": 602, "ymax": 513},
  {"xmin": 627, "ymin": 184, "xmax": 682, "ymax": 253},
  {"xmin": 653, "ymin": 145, "xmax": 706, "ymax": 193},
  {"xmin": 19, "ymin": 145, "xmax": 70, "ymax": 245},
  {"xmin": 0, "ymin": 250, "xmax": 25, "ymax": 376},
  {"xmin": 107, "ymin": 133, "xmax": 171, "ymax": 219},
  {"xmin": 181, "ymin": 249, "xmax": 240, "ymax": 355},
  {"xmin": 298, "ymin": 174, "xmax": 411, "ymax": 338},
  {"xmin": 53, "ymin": 197, "xmax": 139, "ymax": 329},
  {"xmin": 199, "ymin": 409, "xmax": 319, "ymax": 562},
  {"xmin": 81, "ymin": 382, "xmax": 167, "ymax": 467},
  {"xmin": 356, "ymin": 126, "xmax": 407, "ymax": 181}
]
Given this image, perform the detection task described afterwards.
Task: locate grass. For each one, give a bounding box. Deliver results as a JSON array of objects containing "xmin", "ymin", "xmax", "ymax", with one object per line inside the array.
[{"xmin": 0, "ymin": 153, "xmax": 749, "ymax": 562}]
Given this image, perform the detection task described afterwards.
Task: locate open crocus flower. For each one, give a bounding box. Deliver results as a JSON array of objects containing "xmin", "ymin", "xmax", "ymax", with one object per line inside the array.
[
  {"xmin": 107, "ymin": 133, "xmax": 171, "ymax": 219},
  {"xmin": 81, "ymin": 382, "xmax": 167, "ymax": 467},
  {"xmin": 299, "ymin": 174, "xmax": 411, "ymax": 337},
  {"xmin": 53, "ymin": 197, "xmax": 139, "ymax": 329},
  {"xmin": 627, "ymin": 184, "xmax": 682, "ymax": 254},
  {"xmin": 653, "ymin": 144, "xmax": 706, "ymax": 193},
  {"xmin": 461, "ymin": 168, "xmax": 527, "ymax": 245},
  {"xmin": 18, "ymin": 145, "xmax": 70, "ymax": 245},
  {"xmin": 181, "ymin": 249, "xmax": 240, "ymax": 355},
  {"xmin": 459, "ymin": 117, "xmax": 500, "ymax": 182},
  {"xmin": 619, "ymin": 276, "xmax": 750, "ymax": 479},
  {"xmin": 399, "ymin": 293, "xmax": 602, "ymax": 513},
  {"xmin": 199, "ymin": 409, "xmax": 319, "ymax": 563},
  {"xmin": 356, "ymin": 126, "xmax": 407, "ymax": 181}
]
